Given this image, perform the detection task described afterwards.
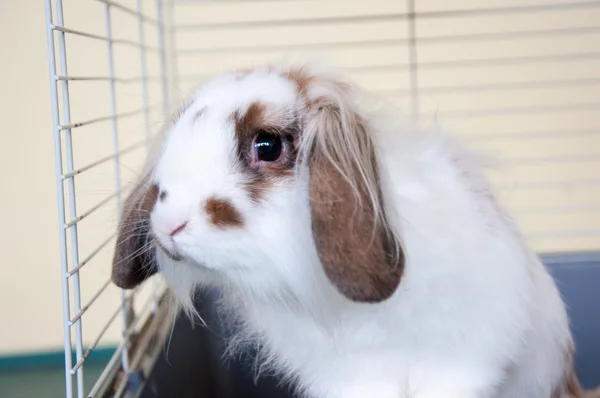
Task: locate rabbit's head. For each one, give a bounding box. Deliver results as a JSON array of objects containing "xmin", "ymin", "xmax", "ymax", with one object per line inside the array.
[{"xmin": 111, "ymin": 65, "xmax": 404, "ymax": 307}]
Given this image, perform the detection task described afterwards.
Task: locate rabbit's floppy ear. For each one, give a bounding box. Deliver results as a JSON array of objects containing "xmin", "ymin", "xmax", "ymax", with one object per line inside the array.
[
  {"xmin": 302, "ymin": 74, "xmax": 405, "ymax": 303},
  {"xmin": 111, "ymin": 173, "xmax": 159, "ymax": 289}
]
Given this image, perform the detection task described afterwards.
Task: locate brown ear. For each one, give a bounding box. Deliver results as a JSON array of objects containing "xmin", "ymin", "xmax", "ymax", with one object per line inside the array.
[
  {"xmin": 111, "ymin": 176, "xmax": 159, "ymax": 289},
  {"xmin": 306, "ymin": 85, "xmax": 404, "ymax": 303}
]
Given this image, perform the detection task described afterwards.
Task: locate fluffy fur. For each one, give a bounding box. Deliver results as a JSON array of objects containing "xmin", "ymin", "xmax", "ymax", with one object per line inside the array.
[{"xmin": 111, "ymin": 63, "xmax": 596, "ymax": 398}]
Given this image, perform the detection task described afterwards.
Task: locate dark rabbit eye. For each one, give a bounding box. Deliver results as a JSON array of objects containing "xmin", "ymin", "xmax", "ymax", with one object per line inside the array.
[{"xmin": 254, "ymin": 132, "xmax": 282, "ymax": 162}]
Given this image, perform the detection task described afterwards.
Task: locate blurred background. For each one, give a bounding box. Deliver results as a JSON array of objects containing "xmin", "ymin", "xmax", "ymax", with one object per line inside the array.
[{"xmin": 1, "ymin": 0, "xmax": 599, "ymax": 397}]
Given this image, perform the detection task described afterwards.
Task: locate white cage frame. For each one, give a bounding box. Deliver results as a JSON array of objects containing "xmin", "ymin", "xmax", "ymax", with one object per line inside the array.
[
  {"xmin": 44, "ymin": 1, "xmax": 176, "ymax": 397},
  {"xmin": 44, "ymin": 1, "xmax": 600, "ymax": 397}
]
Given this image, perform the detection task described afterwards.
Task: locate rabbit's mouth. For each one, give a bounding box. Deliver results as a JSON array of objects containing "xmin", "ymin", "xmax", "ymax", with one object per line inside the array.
[{"xmin": 153, "ymin": 234, "xmax": 182, "ymax": 262}]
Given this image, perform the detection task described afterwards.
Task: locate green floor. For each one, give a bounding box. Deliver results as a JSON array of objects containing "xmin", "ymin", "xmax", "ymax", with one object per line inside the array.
[{"xmin": 0, "ymin": 364, "xmax": 104, "ymax": 398}]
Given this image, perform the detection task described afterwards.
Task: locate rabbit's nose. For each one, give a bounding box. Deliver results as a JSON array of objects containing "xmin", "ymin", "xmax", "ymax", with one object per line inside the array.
[{"xmin": 169, "ymin": 221, "xmax": 188, "ymax": 237}]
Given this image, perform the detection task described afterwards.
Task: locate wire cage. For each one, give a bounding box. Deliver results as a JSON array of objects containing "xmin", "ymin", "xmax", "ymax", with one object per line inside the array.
[{"xmin": 44, "ymin": 0, "xmax": 600, "ymax": 397}]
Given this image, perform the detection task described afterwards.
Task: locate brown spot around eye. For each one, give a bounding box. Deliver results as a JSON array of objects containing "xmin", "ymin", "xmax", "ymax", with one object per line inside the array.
[
  {"xmin": 231, "ymin": 102, "xmax": 266, "ymax": 146},
  {"xmin": 230, "ymin": 103, "xmax": 269, "ymax": 202},
  {"xmin": 229, "ymin": 102, "xmax": 299, "ymax": 203},
  {"xmin": 204, "ymin": 197, "xmax": 244, "ymax": 228}
]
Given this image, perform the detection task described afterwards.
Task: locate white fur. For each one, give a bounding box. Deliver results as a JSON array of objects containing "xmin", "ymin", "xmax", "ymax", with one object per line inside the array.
[{"xmin": 148, "ymin": 66, "xmax": 572, "ymax": 398}]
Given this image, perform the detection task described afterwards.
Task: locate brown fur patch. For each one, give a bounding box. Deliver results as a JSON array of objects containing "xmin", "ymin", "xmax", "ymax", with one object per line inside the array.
[
  {"xmin": 205, "ymin": 197, "xmax": 244, "ymax": 228},
  {"xmin": 284, "ymin": 66, "xmax": 312, "ymax": 96},
  {"xmin": 112, "ymin": 181, "xmax": 160, "ymax": 289},
  {"xmin": 232, "ymin": 102, "xmax": 266, "ymax": 144},
  {"xmin": 231, "ymin": 102, "xmax": 269, "ymax": 202}
]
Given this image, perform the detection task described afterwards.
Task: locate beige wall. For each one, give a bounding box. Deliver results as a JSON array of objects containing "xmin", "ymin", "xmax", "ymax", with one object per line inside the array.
[{"xmin": 1, "ymin": 0, "xmax": 599, "ymax": 355}]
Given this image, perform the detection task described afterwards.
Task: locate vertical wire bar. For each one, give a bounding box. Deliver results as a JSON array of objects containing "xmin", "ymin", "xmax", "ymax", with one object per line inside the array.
[
  {"xmin": 137, "ymin": 0, "xmax": 159, "ymax": 315},
  {"xmin": 54, "ymin": 0, "xmax": 86, "ymax": 395},
  {"xmin": 44, "ymin": 1, "xmax": 74, "ymax": 397},
  {"xmin": 137, "ymin": 0, "xmax": 152, "ymax": 149},
  {"xmin": 156, "ymin": 0, "xmax": 171, "ymax": 114},
  {"xmin": 104, "ymin": 3, "xmax": 130, "ymax": 372},
  {"xmin": 166, "ymin": 2, "xmax": 180, "ymax": 103},
  {"xmin": 407, "ymin": 0, "xmax": 420, "ymax": 119}
]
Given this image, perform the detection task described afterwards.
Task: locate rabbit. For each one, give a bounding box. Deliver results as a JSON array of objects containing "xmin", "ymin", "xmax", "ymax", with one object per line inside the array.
[{"xmin": 110, "ymin": 63, "xmax": 599, "ymax": 398}]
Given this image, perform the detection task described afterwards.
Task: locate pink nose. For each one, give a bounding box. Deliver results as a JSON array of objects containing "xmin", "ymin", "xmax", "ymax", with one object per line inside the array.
[{"xmin": 169, "ymin": 222, "xmax": 188, "ymax": 237}]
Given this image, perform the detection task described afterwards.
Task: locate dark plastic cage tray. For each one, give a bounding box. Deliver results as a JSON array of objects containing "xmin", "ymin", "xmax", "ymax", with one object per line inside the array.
[{"xmin": 139, "ymin": 253, "xmax": 600, "ymax": 398}]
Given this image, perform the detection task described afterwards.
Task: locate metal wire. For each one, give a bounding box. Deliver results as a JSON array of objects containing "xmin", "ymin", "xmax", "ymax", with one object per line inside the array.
[
  {"xmin": 94, "ymin": 0, "xmax": 160, "ymax": 26},
  {"xmin": 71, "ymin": 289, "xmax": 157, "ymax": 374},
  {"xmin": 59, "ymin": 106, "xmax": 152, "ymax": 130},
  {"xmin": 69, "ymin": 279, "xmax": 113, "ymax": 325},
  {"xmin": 62, "ymin": 140, "xmax": 147, "ymax": 179},
  {"xmin": 53, "ymin": 0, "xmax": 86, "ymax": 395},
  {"xmin": 44, "ymin": 1, "xmax": 74, "ymax": 396},
  {"xmin": 67, "ymin": 233, "xmax": 116, "ymax": 276},
  {"xmin": 56, "ymin": 75, "xmax": 161, "ymax": 83},
  {"xmin": 52, "ymin": 25, "xmax": 160, "ymax": 51},
  {"xmin": 45, "ymin": 0, "xmax": 172, "ymax": 396},
  {"xmin": 137, "ymin": 0, "xmax": 160, "ymax": 314},
  {"xmin": 64, "ymin": 191, "xmax": 120, "ymax": 229},
  {"xmin": 71, "ymin": 305, "xmax": 122, "ymax": 374}
]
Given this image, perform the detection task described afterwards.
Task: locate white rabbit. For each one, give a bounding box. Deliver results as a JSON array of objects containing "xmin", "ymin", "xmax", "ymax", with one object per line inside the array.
[{"xmin": 111, "ymin": 64, "xmax": 599, "ymax": 398}]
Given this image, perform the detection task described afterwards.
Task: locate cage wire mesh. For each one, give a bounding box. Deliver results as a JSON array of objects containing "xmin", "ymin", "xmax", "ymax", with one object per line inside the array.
[{"xmin": 44, "ymin": 0, "xmax": 600, "ymax": 397}]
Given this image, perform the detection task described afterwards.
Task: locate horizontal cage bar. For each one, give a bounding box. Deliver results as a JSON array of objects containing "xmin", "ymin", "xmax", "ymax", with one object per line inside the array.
[
  {"xmin": 51, "ymin": 25, "xmax": 159, "ymax": 51},
  {"xmin": 68, "ymin": 233, "xmax": 116, "ymax": 276},
  {"xmin": 71, "ymin": 304, "xmax": 122, "ymax": 374},
  {"xmin": 65, "ymin": 190, "xmax": 120, "ymax": 229},
  {"xmin": 56, "ymin": 75, "xmax": 162, "ymax": 83},
  {"xmin": 71, "ymin": 291, "xmax": 156, "ymax": 375},
  {"xmin": 59, "ymin": 107, "xmax": 152, "ymax": 131},
  {"xmin": 62, "ymin": 140, "xmax": 146, "ymax": 179},
  {"xmin": 69, "ymin": 279, "xmax": 112, "ymax": 325}
]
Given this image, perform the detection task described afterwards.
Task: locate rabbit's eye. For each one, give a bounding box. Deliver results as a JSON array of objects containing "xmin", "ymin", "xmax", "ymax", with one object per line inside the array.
[{"xmin": 254, "ymin": 132, "xmax": 282, "ymax": 162}]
